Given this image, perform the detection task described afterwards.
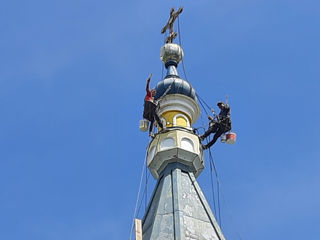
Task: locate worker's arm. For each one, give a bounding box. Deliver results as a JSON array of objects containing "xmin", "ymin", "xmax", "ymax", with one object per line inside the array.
[
  {"xmin": 177, "ymin": 7, "xmax": 183, "ymax": 14},
  {"xmin": 208, "ymin": 115, "xmax": 214, "ymax": 121},
  {"xmin": 146, "ymin": 73, "xmax": 152, "ymax": 92}
]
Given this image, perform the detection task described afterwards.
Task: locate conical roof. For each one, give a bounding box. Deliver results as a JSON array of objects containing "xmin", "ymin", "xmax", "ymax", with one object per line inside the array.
[{"xmin": 142, "ymin": 163, "xmax": 225, "ymax": 240}]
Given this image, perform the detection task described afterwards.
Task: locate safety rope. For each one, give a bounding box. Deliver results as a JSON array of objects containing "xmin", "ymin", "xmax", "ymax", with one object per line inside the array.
[
  {"xmin": 129, "ymin": 152, "xmax": 147, "ymax": 240},
  {"xmin": 209, "ymin": 149, "xmax": 217, "ymax": 216},
  {"xmin": 177, "ymin": 16, "xmax": 188, "ymax": 83},
  {"xmin": 145, "ymin": 158, "xmax": 149, "ymax": 210},
  {"xmin": 177, "ymin": 14, "xmax": 219, "ymax": 126},
  {"xmin": 208, "ymin": 149, "xmax": 245, "ymax": 240},
  {"xmin": 176, "ymin": 15, "xmax": 189, "ymax": 98},
  {"xmin": 197, "ymin": 94, "xmax": 209, "ymax": 116},
  {"xmin": 208, "ymin": 148, "xmax": 222, "ymax": 227},
  {"xmin": 196, "ymin": 93, "xmax": 213, "ymax": 112},
  {"xmin": 136, "ymin": 173, "xmax": 149, "ymax": 219},
  {"xmin": 171, "ymin": 9, "xmax": 243, "ymax": 240},
  {"xmin": 220, "ymin": 189, "xmax": 244, "ymax": 240},
  {"xmin": 161, "ymin": 31, "xmax": 167, "ymax": 80}
]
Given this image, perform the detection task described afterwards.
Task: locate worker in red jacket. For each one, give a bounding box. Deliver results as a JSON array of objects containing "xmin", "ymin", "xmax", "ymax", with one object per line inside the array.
[{"xmin": 143, "ymin": 74, "xmax": 163, "ymax": 137}]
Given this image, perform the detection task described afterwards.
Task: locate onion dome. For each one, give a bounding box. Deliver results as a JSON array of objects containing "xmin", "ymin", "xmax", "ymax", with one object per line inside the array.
[
  {"xmin": 154, "ymin": 43, "xmax": 197, "ymax": 101},
  {"xmin": 154, "ymin": 77, "xmax": 197, "ymax": 101},
  {"xmin": 154, "ymin": 43, "xmax": 200, "ymax": 125}
]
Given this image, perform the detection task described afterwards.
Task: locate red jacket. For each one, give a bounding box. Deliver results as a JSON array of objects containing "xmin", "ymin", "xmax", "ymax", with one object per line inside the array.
[{"xmin": 145, "ymin": 80, "xmax": 154, "ymax": 102}]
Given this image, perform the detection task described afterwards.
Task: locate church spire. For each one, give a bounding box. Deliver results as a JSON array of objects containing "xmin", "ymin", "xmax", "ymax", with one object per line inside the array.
[{"xmin": 138, "ymin": 8, "xmax": 227, "ymax": 240}]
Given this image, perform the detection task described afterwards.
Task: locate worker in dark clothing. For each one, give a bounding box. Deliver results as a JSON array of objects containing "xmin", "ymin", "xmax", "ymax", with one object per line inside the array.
[
  {"xmin": 143, "ymin": 73, "xmax": 163, "ymax": 137},
  {"xmin": 200, "ymin": 101, "xmax": 232, "ymax": 149}
]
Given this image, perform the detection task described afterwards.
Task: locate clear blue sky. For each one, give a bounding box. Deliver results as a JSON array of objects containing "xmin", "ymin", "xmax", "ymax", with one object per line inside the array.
[{"xmin": 1, "ymin": 0, "xmax": 319, "ymax": 239}]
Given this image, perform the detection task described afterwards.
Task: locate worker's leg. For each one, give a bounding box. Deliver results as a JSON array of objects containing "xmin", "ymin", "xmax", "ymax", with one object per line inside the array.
[
  {"xmin": 154, "ymin": 113, "xmax": 163, "ymax": 129},
  {"xmin": 200, "ymin": 123, "xmax": 218, "ymax": 140},
  {"xmin": 149, "ymin": 118, "xmax": 154, "ymax": 134},
  {"xmin": 203, "ymin": 127, "xmax": 225, "ymax": 149},
  {"xmin": 149, "ymin": 102, "xmax": 163, "ymax": 130},
  {"xmin": 143, "ymin": 101, "xmax": 153, "ymax": 121}
]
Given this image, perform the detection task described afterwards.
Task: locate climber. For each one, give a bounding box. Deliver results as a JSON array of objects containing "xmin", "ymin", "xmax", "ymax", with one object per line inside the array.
[
  {"xmin": 143, "ymin": 73, "xmax": 163, "ymax": 137},
  {"xmin": 200, "ymin": 101, "xmax": 232, "ymax": 149}
]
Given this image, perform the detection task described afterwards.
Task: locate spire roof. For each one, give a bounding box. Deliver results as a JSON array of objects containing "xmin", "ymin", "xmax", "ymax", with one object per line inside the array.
[{"xmin": 142, "ymin": 163, "xmax": 225, "ymax": 240}]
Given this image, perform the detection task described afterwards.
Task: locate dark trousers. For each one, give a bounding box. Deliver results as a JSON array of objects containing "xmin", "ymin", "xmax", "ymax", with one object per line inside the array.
[
  {"xmin": 201, "ymin": 122, "xmax": 229, "ymax": 148},
  {"xmin": 143, "ymin": 101, "xmax": 163, "ymax": 133}
]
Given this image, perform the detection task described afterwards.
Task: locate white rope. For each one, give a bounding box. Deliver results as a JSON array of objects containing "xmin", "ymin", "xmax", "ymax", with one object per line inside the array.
[{"xmin": 129, "ymin": 151, "xmax": 148, "ymax": 240}]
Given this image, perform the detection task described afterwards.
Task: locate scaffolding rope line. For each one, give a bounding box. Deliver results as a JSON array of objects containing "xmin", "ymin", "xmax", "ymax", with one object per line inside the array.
[
  {"xmin": 176, "ymin": 17, "xmax": 226, "ymax": 232},
  {"xmin": 177, "ymin": 15, "xmax": 217, "ymax": 119},
  {"xmin": 219, "ymin": 188, "xmax": 244, "ymax": 240},
  {"xmin": 135, "ymin": 168, "xmax": 151, "ymax": 220},
  {"xmin": 161, "ymin": 31, "xmax": 167, "ymax": 80},
  {"xmin": 209, "ymin": 147, "xmax": 217, "ymax": 217},
  {"xmin": 207, "ymin": 149, "xmax": 245, "ymax": 240},
  {"xmin": 177, "ymin": 15, "xmax": 189, "ymax": 84},
  {"xmin": 196, "ymin": 93, "xmax": 212, "ymax": 112},
  {"xmin": 208, "ymin": 148, "xmax": 222, "ymax": 227},
  {"xmin": 197, "ymin": 94, "xmax": 209, "ymax": 116},
  {"xmin": 145, "ymin": 157, "xmax": 149, "ymax": 211},
  {"xmin": 136, "ymin": 175, "xmax": 148, "ymax": 218},
  {"xmin": 177, "ymin": 11, "xmax": 234, "ymax": 126},
  {"xmin": 129, "ymin": 151, "xmax": 147, "ymax": 240}
]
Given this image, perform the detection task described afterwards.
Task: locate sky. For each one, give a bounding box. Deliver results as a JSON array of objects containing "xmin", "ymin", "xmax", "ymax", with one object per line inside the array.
[{"xmin": 0, "ymin": 0, "xmax": 319, "ymax": 239}]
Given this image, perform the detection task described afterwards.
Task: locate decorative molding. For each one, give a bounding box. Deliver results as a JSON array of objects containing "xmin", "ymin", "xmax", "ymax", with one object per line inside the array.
[
  {"xmin": 173, "ymin": 113, "xmax": 190, "ymax": 127},
  {"xmin": 158, "ymin": 94, "xmax": 200, "ymax": 124}
]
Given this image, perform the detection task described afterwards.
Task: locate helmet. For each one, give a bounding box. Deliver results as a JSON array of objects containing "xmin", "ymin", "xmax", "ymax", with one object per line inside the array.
[{"xmin": 217, "ymin": 101, "xmax": 224, "ymax": 106}]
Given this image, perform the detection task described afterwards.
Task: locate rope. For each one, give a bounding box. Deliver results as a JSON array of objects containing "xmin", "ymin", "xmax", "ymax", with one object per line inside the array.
[
  {"xmin": 209, "ymin": 152, "xmax": 217, "ymax": 216},
  {"xmin": 196, "ymin": 93, "xmax": 212, "ymax": 112},
  {"xmin": 145, "ymin": 158, "xmax": 148, "ymax": 210},
  {"xmin": 136, "ymin": 173, "xmax": 149, "ymax": 219},
  {"xmin": 161, "ymin": 33, "xmax": 166, "ymax": 79},
  {"xmin": 197, "ymin": 94, "xmax": 209, "ymax": 116},
  {"xmin": 208, "ymin": 149, "xmax": 245, "ymax": 240},
  {"xmin": 135, "ymin": 170, "xmax": 150, "ymax": 219},
  {"xmin": 177, "ymin": 14, "xmax": 218, "ymax": 120},
  {"xmin": 177, "ymin": 14, "xmax": 217, "ymax": 126},
  {"xmin": 129, "ymin": 152, "xmax": 147, "ymax": 240},
  {"xmin": 208, "ymin": 149, "xmax": 222, "ymax": 227},
  {"xmin": 156, "ymin": 80, "xmax": 174, "ymax": 114},
  {"xmin": 220, "ymin": 189, "xmax": 244, "ymax": 240},
  {"xmin": 174, "ymin": 8, "xmax": 242, "ymax": 239},
  {"xmin": 177, "ymin": 16, "xmax": 189, "ymax": 83},
  {"xmin": 178, "ymin": 16, "xmax": 182, "ymax": 47}
]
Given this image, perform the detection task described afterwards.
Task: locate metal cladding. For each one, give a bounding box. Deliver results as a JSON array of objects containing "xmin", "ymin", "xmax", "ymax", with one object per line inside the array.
[
  {"xmin": 160, "ymin": 43, "xmax": 184, "ymax": 65},
  {"xmin": 142, "ymin": 163, "xmax": 225, "ymax": 240},
  {"xmin": 154, "ymin": 77, "xmax": 197, "ymax": 101}
]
